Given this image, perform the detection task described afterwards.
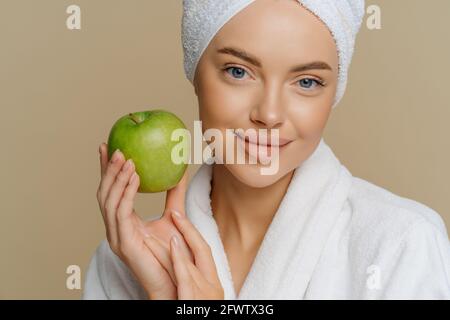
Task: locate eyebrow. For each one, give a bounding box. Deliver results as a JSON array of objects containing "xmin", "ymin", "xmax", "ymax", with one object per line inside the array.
[{"xmin": 217, "ymin": 46, "xmax": 333, "ymax": 73}]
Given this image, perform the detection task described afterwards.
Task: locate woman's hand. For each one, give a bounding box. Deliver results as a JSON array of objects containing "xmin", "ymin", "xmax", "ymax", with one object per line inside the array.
[
  {"xmin": 169, "ymin": 210, "xmax": 225, "ymax": 300},
  {"xmin": 97, "ymin": 142, "xmax": 223, "ymax": 299},
  {"xmin": 96, "ymin": 142, "xmax": 193, "ymax": 299}
]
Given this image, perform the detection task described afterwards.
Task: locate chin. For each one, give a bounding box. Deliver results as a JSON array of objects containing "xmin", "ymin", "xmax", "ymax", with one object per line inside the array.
[{"xmin": 223, "ymin": 162, "xmax": 293, "ymax": 189}]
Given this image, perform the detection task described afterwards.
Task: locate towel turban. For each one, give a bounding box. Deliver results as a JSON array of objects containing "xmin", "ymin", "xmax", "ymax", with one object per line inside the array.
[{"xmin": 181, "ymin": 0, "xmax": 366, "ymax": 109}]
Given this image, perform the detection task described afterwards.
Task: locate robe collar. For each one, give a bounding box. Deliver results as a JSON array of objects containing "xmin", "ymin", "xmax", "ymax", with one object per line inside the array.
[{"xmin": 185, "ymin": 138, "xmax": 353, "ymax": 299}]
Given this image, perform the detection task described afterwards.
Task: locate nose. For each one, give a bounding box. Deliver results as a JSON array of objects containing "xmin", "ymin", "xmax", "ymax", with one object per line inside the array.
[{"xmin": 250, "ymin": 84, "xmax": 285, "ymax": 129}]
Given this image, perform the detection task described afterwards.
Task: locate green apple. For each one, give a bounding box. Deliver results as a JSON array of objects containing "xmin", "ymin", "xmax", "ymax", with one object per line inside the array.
[{"xmin": 107, "ymin": 110, "xmax": 189, "ymax": 193}]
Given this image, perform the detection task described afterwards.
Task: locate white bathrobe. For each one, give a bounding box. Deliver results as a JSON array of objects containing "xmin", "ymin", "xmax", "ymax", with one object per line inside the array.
[{"xmin": 82, "ymin": 138, "xmax": 450, "ymax": 299}]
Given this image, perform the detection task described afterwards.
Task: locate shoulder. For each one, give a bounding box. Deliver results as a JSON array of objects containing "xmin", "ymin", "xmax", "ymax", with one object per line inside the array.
[
  {"xmin": 343, "ymin": 177, "xmax": 450, "ymax": 298},
  {"xmin": 82, "ymin": 239, "xmax": 148, "ymax": 300},
  {"xmin": 347, "ymin": 176, "xmax": 448, "ymax": 240},
  {"xmin": 345, "ymin": 176, "xmax": 449, "ymax": 263}
]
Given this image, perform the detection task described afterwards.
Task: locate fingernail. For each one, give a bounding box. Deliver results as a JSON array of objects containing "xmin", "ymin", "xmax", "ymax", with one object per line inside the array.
[
  {"xmin": 122, "ymin": 159, "xmax": 132, "ymax": 171},
  {"xmin": 172, "ymin": 210, "xmax": 182, "ymax": 219},
  {"xmin": 111, "ymin": 149, "xmax": 121, "ymax": 163},
  {"xmin": 130, "ymin": 172, "xmax": 138, "ymax": 183},
  {"xmin": 171, "ymin": 235, "xmax": 179, "ymax": 247}
]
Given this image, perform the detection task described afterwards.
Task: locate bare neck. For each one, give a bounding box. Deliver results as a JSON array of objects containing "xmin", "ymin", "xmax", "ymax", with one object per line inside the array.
[{"xmin": 210, "ymin": 164, "xmax": 294, "ymax": 252}]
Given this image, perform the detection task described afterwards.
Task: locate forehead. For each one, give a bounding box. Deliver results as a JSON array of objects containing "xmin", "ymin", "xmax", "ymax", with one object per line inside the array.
[{"xmin": 208, "ymin": 0, "xmax": 338, "ymax": 67}]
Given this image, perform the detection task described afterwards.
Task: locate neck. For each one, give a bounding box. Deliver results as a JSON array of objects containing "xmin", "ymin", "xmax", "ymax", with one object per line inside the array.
[{"xmin": 210, "ymin": 164, "xmax": 294, "ymax": 252}]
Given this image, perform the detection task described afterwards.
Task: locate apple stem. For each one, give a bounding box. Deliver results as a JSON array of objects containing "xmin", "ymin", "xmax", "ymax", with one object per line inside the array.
[{"xmin": 129, "ymin": 113, "xmax": 140, "ymax": 124}]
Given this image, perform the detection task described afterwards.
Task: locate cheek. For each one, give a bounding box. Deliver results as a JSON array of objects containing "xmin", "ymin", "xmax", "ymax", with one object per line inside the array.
[
  {"xmin": 287, "ymin": 96, "xmax": 332, "ymax": 139},
  {"xmin": 198, "ymin": 72, "xmax": 253, "ymax": 129}
]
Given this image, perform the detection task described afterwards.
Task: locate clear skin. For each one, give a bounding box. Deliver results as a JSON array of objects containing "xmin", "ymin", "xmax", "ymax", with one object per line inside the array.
[
  {"xmin": 96, "ymin": 0, "xmax": 339, "ymax": 299},
  {"xmin": 194, "ymin": 0, "xmax": 338, "ymax": 295}
]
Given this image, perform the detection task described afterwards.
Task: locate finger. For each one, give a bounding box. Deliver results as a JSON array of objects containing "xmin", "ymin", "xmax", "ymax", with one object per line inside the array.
[
  {"xmin": 133, "ymin": 225, "xmax": 177, "ymax": 294},
  {"xmin": 97, "ymin": 145, "xmax": 122, "ymax": 248},
  {"xmin": 170, "ymin": 236, "xmax": 215, "ymax": 298},
  {"xmin": 144, "ymin": 234, "xmax": 177, "ymax": 286},
  {"xmin": 105, "ymin": 158, "xmax": 135, "ymax": 223},
  {"xmin": 103, "ymin": 159, "xmax": 135, "ymax": 248},
  {"xmin": 116, "ymin": 168, "xmax": 140, "ymax": 246},
  {"xmin": 170, "ymin": 237, "xmax": 218, "ymax": 296},
  {"xmin": 185, "ymin": 259, "xmax": 208, "ymax": 289},
  {"xmin": 170, "ymin": 235, "xmax": 195, "ymax": 299},
  {"xmin": 163, "ymin": 169, "xmax": 189, "ymax": 219},
  {"xmin": 99, "ymin": 143, "xmax": 108, "ymax": 179},
  {"xmin": 171, "ymin": 210, "xmax": 220, "ymax": 284},
  {"xmin": 98, "ymin": 149, "xmax": 125, "ymax": 213},
  {"xmin": 168, "ymin": 244, "xmax": 206, "ymax": 289}
]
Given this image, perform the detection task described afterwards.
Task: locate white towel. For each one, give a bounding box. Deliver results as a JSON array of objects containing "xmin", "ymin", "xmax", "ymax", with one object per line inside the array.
[
  {"xmin": 182, "ymin": 0, "xmax": 366, "ymax": 109},
  {"xmin": 83, "ymin": 138, "xmax": 450, "ymax": 299}
]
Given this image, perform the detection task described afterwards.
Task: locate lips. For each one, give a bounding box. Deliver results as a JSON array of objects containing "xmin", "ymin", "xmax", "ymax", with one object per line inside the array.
[{"xmin": 233, "ymin": 130, "xmax": 292, "ymax": 147}]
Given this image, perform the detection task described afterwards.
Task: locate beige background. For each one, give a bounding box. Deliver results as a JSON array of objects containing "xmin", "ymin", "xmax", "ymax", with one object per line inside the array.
[{"xmin": 1, "ymin": 0, "xmax": 449, "ymax": 299}]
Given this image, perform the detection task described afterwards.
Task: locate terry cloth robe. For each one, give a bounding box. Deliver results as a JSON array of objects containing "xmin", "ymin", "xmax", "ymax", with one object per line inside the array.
[{"xmin": 82, "ymin": 138, "xmax": 450, "ymax": 299}]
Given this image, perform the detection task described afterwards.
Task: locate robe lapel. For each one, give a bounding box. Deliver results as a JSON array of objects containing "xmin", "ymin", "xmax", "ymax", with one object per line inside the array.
[
  {"xmin": 185, "ymin": 162, "xmax": 238, "ymax": 299},
  {"xmin": 185, "ymin": 138, "xmax": 353, "ymax": 299}
]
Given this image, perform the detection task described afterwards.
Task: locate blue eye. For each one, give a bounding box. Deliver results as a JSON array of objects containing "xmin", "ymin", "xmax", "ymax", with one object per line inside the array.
[
  {"xmin": 298, "ymin": 78, "xmax": 324, "ymax": 90},
  {"xmin": 225, "ymin": 67, "xmax": 247, "ymax": 79}
]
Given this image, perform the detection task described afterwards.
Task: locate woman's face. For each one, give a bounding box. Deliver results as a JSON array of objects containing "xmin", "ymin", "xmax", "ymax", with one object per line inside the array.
[{"xmin": 193, "ymin": 0, "xmax": 339, "ymax": 188}]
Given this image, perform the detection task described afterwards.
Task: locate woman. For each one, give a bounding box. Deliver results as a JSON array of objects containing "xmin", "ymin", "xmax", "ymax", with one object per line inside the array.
[{"xmin": 83, "ymin": 0, "xmax": 450, "ymax": 299}]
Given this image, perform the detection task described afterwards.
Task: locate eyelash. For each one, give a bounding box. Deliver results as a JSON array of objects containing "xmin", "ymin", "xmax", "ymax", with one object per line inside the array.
[{"xmin": 223, "ymin": 66, "xmax": 325, "ymax": 89}]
